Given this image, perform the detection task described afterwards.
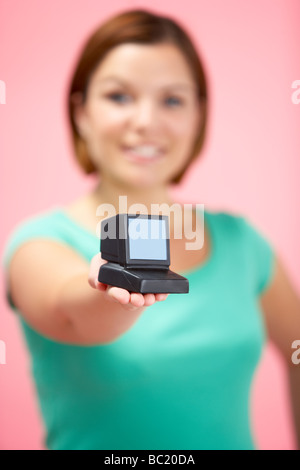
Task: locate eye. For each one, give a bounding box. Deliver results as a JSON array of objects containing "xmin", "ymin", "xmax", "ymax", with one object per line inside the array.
[
  {"xmin": 165, "ymin": 96, "xmax": 184, "ymax": 107},
  {"xmin": 106, "ymin": 92, "xmax": 130, "ymax": 104}
]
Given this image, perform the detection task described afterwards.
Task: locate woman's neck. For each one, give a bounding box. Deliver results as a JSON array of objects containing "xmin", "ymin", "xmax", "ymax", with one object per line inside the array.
[
  {"xmin": 89, "ymin": 179, "xmax": 176, "ymax": 216},
  {"xmin": 66, "ymin": 178, "xmax": 201, "ymax": 242}
]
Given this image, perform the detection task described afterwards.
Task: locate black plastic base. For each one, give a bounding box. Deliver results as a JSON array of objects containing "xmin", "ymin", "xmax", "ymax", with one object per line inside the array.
[{"xmin": 98, "ymin": 262, "xmax": 189, "ymax": 294}]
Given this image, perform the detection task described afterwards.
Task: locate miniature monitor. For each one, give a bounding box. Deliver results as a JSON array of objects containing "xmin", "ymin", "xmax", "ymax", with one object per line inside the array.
[{"xmin": 98, "ymin": 214, "xmax": 189, "ymax": 294}]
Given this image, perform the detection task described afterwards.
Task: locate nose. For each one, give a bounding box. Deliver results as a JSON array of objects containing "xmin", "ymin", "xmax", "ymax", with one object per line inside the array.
[{"xmin": 130, "ymin": 98, "xmax": 160, "ymax": 131}]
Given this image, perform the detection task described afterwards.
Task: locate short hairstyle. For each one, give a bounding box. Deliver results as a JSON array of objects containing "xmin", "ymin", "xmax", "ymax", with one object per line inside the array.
[{"xmin": 67, "ymin": 8, "xmax": 209, "ymax": 184}]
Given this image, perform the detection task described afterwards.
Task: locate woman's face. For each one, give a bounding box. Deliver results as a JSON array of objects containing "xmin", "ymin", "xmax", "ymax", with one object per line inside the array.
[{"xmin": 75, "ymin": 42, "xmax": 203, "ymax": 189}]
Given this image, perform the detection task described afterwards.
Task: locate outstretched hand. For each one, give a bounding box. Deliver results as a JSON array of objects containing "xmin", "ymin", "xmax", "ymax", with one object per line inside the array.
[{"xmin": 88, "ymin": 253, "xmax": 169, "ymax": 310}]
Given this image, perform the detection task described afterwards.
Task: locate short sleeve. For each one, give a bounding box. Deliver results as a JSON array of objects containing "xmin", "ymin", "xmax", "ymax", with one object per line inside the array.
[
  {"xmin": 1, "ymin": 211, "xmax": 68, "ymax": 311},
  {"xmin": 238, "ymin": 216, "xmax": 276, "ymax": 296}
]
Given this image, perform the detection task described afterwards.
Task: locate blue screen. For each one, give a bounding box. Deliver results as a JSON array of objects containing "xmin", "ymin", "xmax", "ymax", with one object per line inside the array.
[{"xmin": 128, "ymin": 218, "xmax": 167, "ymax": 260}]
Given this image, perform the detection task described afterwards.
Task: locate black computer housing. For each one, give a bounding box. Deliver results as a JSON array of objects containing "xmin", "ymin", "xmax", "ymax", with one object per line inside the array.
[{"xmin": 98, "ymin": 213, "xmax": 189, "ymax": 294}]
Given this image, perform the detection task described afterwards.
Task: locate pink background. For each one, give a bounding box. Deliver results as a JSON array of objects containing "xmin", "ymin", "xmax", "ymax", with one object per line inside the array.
[{"xmin": 0, "ymin": 0, "xmax": 299, "ymax": 450}]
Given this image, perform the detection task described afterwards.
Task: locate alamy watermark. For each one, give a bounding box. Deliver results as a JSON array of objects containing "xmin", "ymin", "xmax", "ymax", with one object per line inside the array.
[
  {"xmin": 95, "ymin": 196, "xmax": 205, "ymax": 251},
  {"xmin": 291, "ymin": 80, "xmax": 300, "ymax": 104},
  {"xmin": 0, "ymin": 340, "xmax": 6, "ymax": 365},
  {"xmin": 0, "ymin": 80, "xmax": 6, "ymax": 104},
  {"xmin": 291, "ymin": 340, "xmax": 300, "ymax": 365}
]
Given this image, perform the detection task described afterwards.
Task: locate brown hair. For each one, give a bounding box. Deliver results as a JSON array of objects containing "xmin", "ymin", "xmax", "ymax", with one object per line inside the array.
[{"xmin": 67, "ymin": 8, "xmax": 209, "ymax": 184}]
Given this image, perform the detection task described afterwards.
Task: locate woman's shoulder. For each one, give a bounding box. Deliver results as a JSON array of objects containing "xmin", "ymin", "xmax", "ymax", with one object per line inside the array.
[
  {"xmin": 4, "ymin": 206, "xmax": 66, "ymax": 240},
  {"xmin": 205, "ymin": 207, "xmax": 272, "ymax": 245},
  {"xmin": 206, "ymin": 207, "xmax": 275, "ymax": 295},
  {"xmin": 204, "ymin": 207, "xmax": 246, "ymax": 233},
  {"xmin": 2, "ymin": 206, "xmax": 71, "ymax": 271}
]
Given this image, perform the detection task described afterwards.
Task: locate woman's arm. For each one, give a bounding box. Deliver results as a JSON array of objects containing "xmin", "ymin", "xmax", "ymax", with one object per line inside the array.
[
  {"xmin": 259, "ymin": 254, "xmax": 300, "ymax": 449},
  {"xmin": 7, "ymin": 240, "xmax": 167, "ymax": 345}
]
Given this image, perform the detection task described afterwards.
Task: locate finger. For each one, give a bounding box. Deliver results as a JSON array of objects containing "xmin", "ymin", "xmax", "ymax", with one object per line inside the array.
[
  {"xmin": 106, "ymin": 286, "xmax": 131, "ymax": 305},
  {"xmin": 155, "ymin": 293, "xmax": 169, "ymax": 301},
  {"xmin": 130, "ymin": 292, "xmax": 145, "ymax": 308},
  {"xmin": 88, "ymin": 274, "xmax": 107, "ymax": 290},
  {"xmin": 143, "ymin": 293, "xmax": 156, "ymax": 306},
  {"xmin": 95, "ymin": 280, "xmax": 108, "ymax": 292}
]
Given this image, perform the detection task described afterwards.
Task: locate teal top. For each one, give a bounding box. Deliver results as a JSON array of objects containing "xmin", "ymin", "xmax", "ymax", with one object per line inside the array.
[{"xmin": 1, "ymin": 206, "xmax": 275, "ymax": 450}]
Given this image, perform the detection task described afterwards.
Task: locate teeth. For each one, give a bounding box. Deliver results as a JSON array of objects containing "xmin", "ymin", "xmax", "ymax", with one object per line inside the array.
[{"xmin": 128, "ymin": 146, "xmax": 161, "ymax": 157}]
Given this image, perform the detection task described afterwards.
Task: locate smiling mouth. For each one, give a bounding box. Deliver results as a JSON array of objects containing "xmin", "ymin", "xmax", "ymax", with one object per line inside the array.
[{"xmin": 122, "ymin": 146, "xmax": 165, "ymax": 164}]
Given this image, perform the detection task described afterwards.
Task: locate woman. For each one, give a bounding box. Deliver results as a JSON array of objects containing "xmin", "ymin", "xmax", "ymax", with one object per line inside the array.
[{"xmin": 2, "ymin": 8, "xmax": 300, "ymax": 450}]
